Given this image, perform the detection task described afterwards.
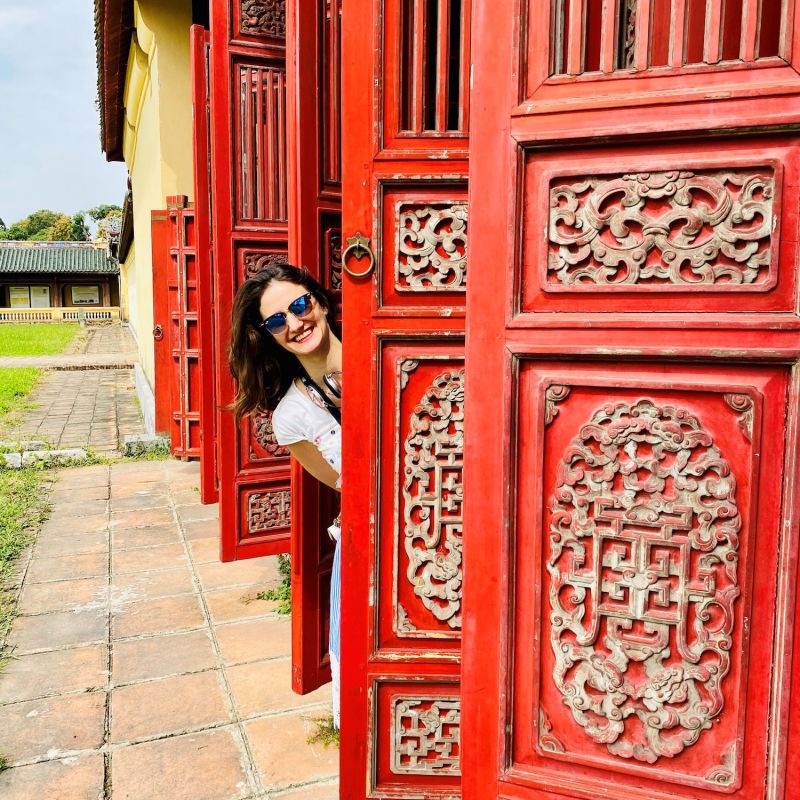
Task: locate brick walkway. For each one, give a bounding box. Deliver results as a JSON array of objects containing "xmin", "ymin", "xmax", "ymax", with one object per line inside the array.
[
  {"xmin": 0, "ymin": 324, "xmax": 144, "ymax": 453},
  {"xmin": 0, "ymin": 460, "xmax": 338, "ymax": 799}
]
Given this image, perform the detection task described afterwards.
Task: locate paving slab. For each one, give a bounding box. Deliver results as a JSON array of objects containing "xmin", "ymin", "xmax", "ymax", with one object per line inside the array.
[{"xmin": 0, "ymin": 460, "xmax": 337, "ymax": 797}]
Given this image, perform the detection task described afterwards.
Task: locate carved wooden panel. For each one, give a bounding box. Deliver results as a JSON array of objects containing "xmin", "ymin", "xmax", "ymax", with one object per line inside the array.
[
  {"xmin": 370, "ymin": 679, "xmax": 462, "ymax": 796},
  {"xmin": 392, "ymin": 696, "xmax": 461, "ymax": 775},
  {"xmin": 240, "ymin": 0, "xmax": 286, "ymax": 38},
  {"xmin": 245, "ymin": 488, "xmax": 291, "ymax": 535},
  {"xmin": 377, "ymin": 346, "xmax": 463, "ymax": 660},
  {"xmin": 547, "ymin": 398, "xmax": 741, "ymax": 765},
  {"xmin": 236, "ymin": 246, "xmax": 288, "ymax": 282},
  {"xmin": 396, "ymin": 201, "xmax": 468, "ymax": 292},
  {"xmin": 380, "ymin": 181, "xmax": 469, "ymax": 312},
  {"xmin": 548, "ymin": 169, "xmax": 774, "ymax": 288},
  {"xmin": 520, "ymin": 140, "xmax": 800, "ymax": 316},
  {"xmin": 508, "ymin": 360, "xmax": 790, "ymax": 798}
]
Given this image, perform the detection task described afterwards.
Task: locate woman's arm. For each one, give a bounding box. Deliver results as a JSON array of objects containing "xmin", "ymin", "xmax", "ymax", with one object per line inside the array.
[{"xmin": 287, "ymin": 440, "xmax": 341, "ymax": 491}]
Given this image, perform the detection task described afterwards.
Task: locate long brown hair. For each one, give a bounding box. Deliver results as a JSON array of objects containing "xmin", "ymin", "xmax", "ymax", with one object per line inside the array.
[{"xmin": 228, "ymin": 264, "xmax": 339, "ymax": 421}]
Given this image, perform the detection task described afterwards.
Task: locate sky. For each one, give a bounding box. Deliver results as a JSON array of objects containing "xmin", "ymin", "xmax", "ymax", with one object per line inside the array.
[{"xmin": 0, "ymin": 2, "xmax": 128, "ymax": 227}]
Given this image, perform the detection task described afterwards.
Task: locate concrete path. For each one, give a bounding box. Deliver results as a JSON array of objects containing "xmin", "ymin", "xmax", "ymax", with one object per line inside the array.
[
  {"xmin": 0, "ymin": 460, "xmax": 338, "ymax": 799},
  {"xmin": 0, "ymin": 324, "xmax": 144, "ymax": 453}
]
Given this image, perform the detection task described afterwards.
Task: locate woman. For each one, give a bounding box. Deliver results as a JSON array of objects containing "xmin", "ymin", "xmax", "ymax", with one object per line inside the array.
[{"xmin": 229, "ymin": 263, "xmax": 342, "ymax": 726}]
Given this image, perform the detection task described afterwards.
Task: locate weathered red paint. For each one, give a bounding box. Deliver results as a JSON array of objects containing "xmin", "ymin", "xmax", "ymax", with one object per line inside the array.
[
  {"xmin": 209, "ymin": 0, "xmax": 292, "ymax": 561},
  {"xmin": 463, "ymin": 3, "xmax": 800, "ymax": 799},
  {"xmin": 191, "ymin": 23, "xmax": 219, "ymax": 503},
  {"xmin": 340, "ymin": 0, "xmax": 470, "ymax": 795},
  {"xmin": 285, "ymin": 0, "xmax": 341, "ymax": 695},
  {"xmin": 165, "ymin": 197, "xmax": 202, "ymax": 459},
  {"xmin": 150, "ymin": 209, "xmax": 172, "ymax": 436}
]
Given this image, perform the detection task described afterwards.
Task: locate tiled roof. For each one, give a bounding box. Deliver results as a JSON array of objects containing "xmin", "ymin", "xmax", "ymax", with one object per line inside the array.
[{"xmin": 0, "ymin": 242, "xmax": 119, "ymax": 274}]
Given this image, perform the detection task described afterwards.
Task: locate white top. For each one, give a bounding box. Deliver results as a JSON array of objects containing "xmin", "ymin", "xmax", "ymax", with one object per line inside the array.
[{"xmin": 272, "ymin": 380, "xmax": 342, "ymax": 480}]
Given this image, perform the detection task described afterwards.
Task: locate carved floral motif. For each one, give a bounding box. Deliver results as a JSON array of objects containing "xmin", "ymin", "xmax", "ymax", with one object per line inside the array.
[
  {"xmin": 391, "ymin": 697, "xmax": 461, "ymax": 775},
  {"xmin": 548, "ymin": 169, "xmax": 774, "ymax": 287},
  {"xmin": 251, "ymin": 412, "xmax": 289, "ymax": 458},
  {"xmin": 248, "ymin": 489, "xmax": 291, "ymax": 533},
  {"xmin": 396, "ymin": 202, "xmax": 468, "ymax": 291},
  {"xmin": 243, "ymin": 251, "xmax": 288, "ymax": 279},
  {"xmin": 544, "ymin": 384, "xmax": 571, "ymax": 424},
  {"xmin": 401, "ymin": 370, "xmax": 464, "ymax": 631},
  {"xmin": 539, "ymin": 708, "xmax": 566, "ymax": 754},
  {"xmin": 240, "ymin": 0, "xmax": 286, "ymax": 37},
  {"xmin": 548, "ymin": 400, "xmax": 741, "ymax": 765}
]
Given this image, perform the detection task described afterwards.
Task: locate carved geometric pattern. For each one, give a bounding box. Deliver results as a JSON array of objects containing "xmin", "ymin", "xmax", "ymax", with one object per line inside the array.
[
  {"xmin": 240, "ymin": 0, "xmax": 286, "ymax": 37},
  {"xmin": 248, "ymin": 489, "xmax": 291, "ymax": 533},
  {"xmin": 548, "ymin": 399, "xmax": 741, "ymax": 765},
  {"xmin": 396, "ymin": 201, "xmax": 468, "ymax": 291},
  {"xmin": 402, "ymin": 370, "xmax": 464, "ymax": 630},
  {"xmin": 391, "ymin": 697, "xmax": 461, "ymax": 775},
  {"xmin": 251, "ymin": 412, "xmax": 289, "ymax": 457},
  {"xmin": 548, "ymin": 169, "xmax": 774, "ymax": 287},
  {"xmin": 244, "ymin": 251, "xmax": 288, "ymax": 279}
]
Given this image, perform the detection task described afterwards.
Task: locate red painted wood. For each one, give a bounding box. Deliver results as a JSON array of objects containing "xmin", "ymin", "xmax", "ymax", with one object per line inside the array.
[
  {"xmin": 191, "ymin": 24, "xmax": 219, "ymax": 503},
  {"xmin": 341, "ymin": 0, "xmax": 469, "ymax": 794},
  {"xmin": 463, "ymin": 2, "xmax": 800, "ymax": 799},
  {"xmin": 150, "ymin": 209, "xmax": 172, "ymax": 436},
  {"xmin": 286, "ymin": 0, "xmax": 341, "ymax": 696},
  {"xmin": 209, "ymin": 0, "xmax": 292, "ymax": 561},
  {"xmin": 166, "ymin": 197, "xmax": 202, "ymax": 459}
]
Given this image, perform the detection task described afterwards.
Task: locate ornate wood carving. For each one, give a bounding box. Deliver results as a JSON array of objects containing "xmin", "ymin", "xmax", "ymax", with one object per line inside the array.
[
  {"xmin": 399, "ymin": 359, "xmax": 420, "ymax": 390},
  {"xmin": 538, "ymin": 708, "xmax": 566, "ymax": 754},
  {"xmin": 705, "ymin": 743, "xmax": 736, "ymax": 787},
  {"xmin": 240, "ymin": 0, "xmax": 286, "ymax": 38},
  {"xmin": 250, "ymin": 412, "xmax": 289, "ymax": 457},
  {"xmin": 324, "ymin": 226, "xmax": 342, "ymax": 291},
  {"xmin": 243, "ymin": 251, "xmax": 288, "ymax": 279},
  {"xmin": 402, "ymin": 370, "xmax": 464, "ymax": 630},
  {"xmin": 391, "ymin": 697, "xmax": 461, "ymax": 775},
  {"xmin": 548, "ymin": 400, "xmax": 741, "ymax": 765},
  {"xmin": 724, "ymin": 393, "xmax": 755, "ymax": 441},
  {"xmin": 548, "ymin": 169, "xmax": 774, "ymax": 287},
  {"xmin": 248, "ymin": 489, "xmax": 291, "ymax": 533},
  {"xmin": 396, "ymin": 202, "xmax": 468, "ymax": 291},
  {"xmin": 544, "ymin": 384, "xmax": 571, "ymax": 424}
]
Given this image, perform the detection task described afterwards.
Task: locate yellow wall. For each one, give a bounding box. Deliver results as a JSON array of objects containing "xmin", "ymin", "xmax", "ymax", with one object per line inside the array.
[{"xmin": 122, "ymin": 0, "xmax": 193, "ymax": 387}]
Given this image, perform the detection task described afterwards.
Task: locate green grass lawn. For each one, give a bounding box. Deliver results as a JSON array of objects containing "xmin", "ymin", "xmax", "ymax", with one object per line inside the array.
[
  {"xmin": 0, "ymin": 323, "xmax": 79, "ymax": 357},
  {"xmin": 0, "ymin": 368, "xmax": 40, "ymax": 417}
]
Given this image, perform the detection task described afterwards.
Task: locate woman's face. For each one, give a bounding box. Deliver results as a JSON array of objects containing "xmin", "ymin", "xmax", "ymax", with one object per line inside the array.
[{"xmin": 258, "ymin": 280, "xmax": 330, "ymax": 357}]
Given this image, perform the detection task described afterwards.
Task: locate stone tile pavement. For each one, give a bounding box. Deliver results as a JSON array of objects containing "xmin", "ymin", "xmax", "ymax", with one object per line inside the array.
[
  {"xmin": 0, "ymin": 460, "xmax": 339, "ymax": 799},
  {"xmin": 0, "ymin": 323, "xmax": 145, "ymax": 453}
]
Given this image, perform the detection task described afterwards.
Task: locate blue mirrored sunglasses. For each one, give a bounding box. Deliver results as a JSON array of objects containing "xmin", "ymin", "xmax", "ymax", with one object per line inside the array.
[{"xmin": 259, "ymin": 292, "xmax": 315, "ymax": 336}]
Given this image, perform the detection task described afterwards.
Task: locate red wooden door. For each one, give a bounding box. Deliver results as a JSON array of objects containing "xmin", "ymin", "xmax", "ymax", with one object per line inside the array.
[
  {"xmin": 209, "ymin": 0, "xmax": 293, "ymax": 560},
  {"xmin": 166, "ymin": 197, "xmax": 202, "ymax": 459},
  {"xmin": 286, "ymin": 0, "xmax": 342, "ymax": 694},
  {"xmin": 150, "ymin": 209, "xmax": 172, "ymax": 436},
  {"xmin": 463, "ymin": 2, "xmax": 800, "ymax": 798},
  {"xmin": 191, "ymin": 23, "xmax": 219, "ymax": 503},
  {"xmin": 341, "ymin": 0, "xmax": 471, "ymax": 795}
]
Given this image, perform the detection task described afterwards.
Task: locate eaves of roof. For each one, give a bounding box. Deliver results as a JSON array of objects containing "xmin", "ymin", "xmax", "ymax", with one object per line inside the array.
[{"xmin": 95, "ymin": 0, "xmax": 135, "ymax": 162}]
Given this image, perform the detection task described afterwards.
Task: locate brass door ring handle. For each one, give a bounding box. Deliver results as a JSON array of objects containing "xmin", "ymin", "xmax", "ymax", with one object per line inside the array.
[
  {"xmin": 153, "ymin": 324, "xmax": 164, "ymax": 341},
  {"xmin": 341, "ymin": 232, "xmax": 375, "ymax": 279}
]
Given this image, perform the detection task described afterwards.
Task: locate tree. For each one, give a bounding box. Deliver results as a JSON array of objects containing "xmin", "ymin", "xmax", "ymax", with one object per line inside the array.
[
  {"xmin": 87, "ymin": 204, "xmax": 122, "ymax": 222},
  {"xmin": 70, "ymin": 213, "xmax": 90, "ymax": 242}
]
